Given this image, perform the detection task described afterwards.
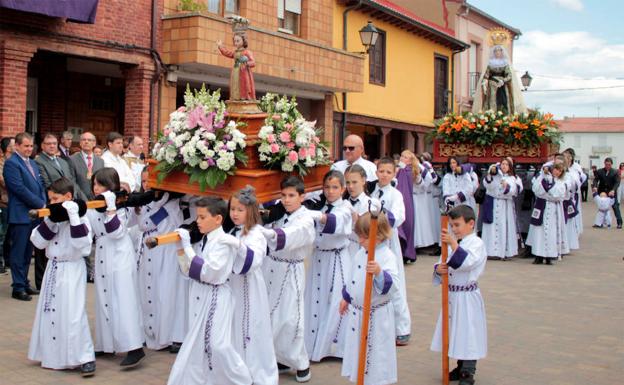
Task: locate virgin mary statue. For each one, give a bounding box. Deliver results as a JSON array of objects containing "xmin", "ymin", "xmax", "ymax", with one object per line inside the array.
[{"xmin": 472, "ymin": 45, "xmax": 526, "ymax": 115}]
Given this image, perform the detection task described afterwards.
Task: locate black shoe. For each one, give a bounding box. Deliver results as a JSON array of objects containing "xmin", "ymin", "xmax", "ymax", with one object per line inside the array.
[
  {"xmin": 94, "ymin": 351, "xmax": 114, "ymax": 357},
  {"xmin": 295, "ymin": 367, "xmax": 311, "ymax": 383},
  {"xmin": 396, "ymin": 334, "xmax": 410, "ymax": 346},
  {"xmin": 545, "ymin": 259, "xmax": 552, "ymax": 265},
  {"xmin": 449, "ymin": 366, "xmax": 461, "ymax": 381},
  {"xmin": 458, "ymin": 371, "xmax": 475, "ymax": 385},
  {"xmin": 618, "ymin": 224, "xmax": 622, "ymax": 229},
  {"xmin": 25, "ymin": 287, "xmax": 40, "ymax": 295},
  {"xmin": 12, "ymin": 291, "xmax": 32, "ymax": 301},
  {"xmin": 169, "ymin": 342, "xmax": 182, "ymax": 354},
  {"xmin": 120, "ymin": 348, "xmax": 145, "ymax": 368},
  {"xmin": 532, "ymin": 257, "xmax": 543, "ymax": 265},
  {"xmin": 277, "ymin": 363, "xmax": 290, "ymax": 374},
  {"xmin": 81, "ymin": 361, "xmax": 96, "ymax": 377}
]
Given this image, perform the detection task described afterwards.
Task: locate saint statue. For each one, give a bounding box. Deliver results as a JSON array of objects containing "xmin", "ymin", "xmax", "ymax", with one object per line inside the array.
[
  {"xmin": 217, "ymin": 17, "xmax": 256, "ymax": 101},
  {"xmin": 472, "ymin": 44, "xmax": 527, "ymax": 115}
]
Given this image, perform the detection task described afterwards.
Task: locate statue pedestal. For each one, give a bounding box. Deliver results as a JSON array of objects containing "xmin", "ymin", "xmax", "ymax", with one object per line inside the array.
[{"xmin": 432, "ymin": 139, "xmax": 553, "ymax": 164}]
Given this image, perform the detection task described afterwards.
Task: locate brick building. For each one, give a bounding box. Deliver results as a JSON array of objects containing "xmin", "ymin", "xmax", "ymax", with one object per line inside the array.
[{"xmin": 0, "ymin": 0, "xmax": 162, "ymax": 148}]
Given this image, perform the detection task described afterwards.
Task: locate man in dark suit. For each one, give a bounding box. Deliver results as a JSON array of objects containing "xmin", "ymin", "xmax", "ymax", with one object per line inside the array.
[
  {"xmin": 58, "ymin": 130, "xmax": 74, "ymax": 161},
  {"xmin": 35, "ymin": 133, "xmax": 87, "ymax": 201},
  {"xmin": 70, "ymin": 131, "xmax": 104, "ymax": 200},
  {"xmin": 593, "ymin": 157, "xmax": 622, "ymax": 229},
  {"xmin": 3, "ymin": 132, "xmax": 46, "ymax": 301}
]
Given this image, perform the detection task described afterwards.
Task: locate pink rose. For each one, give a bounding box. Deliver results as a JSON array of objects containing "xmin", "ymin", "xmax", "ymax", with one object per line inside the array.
[
  {"xmin": 285, "ymin": 123, "xmax": 293, "ymax": 130},
  {"xmin": 298, "ymin": 148, "xmax": 307, "ymax": 158},
  {"xmin": 163, "ymin": 127, "xmax": 171, "ymax": 136},
  {"xmin": 177, "ymin": 106, "xmax": 186, "ymax": 113},
  {"xmin": 286, "ymin": 142, "xmax": 295, "ymax": 149},
  {"xmin": 267, "ymin": 134, "xmax": 276, "ymax": 143},
  {"xmin": 279, "ymin": 132, "xmax": 291, "ymax": 143},
  {"xmin": 270, "ymin": 143, "xmax": 280, "ymax": 153},
  {"xmin": 272, "ymin": 114, "xmax": 281, "ymax": 121},
  {"xmin": 309, "ymin": 143, "xmax": 316, "ymax": 152},
  {"xmin": 288, "ymin": 150, "xmax": 298, "ymax": 163},
  {"xmin": 313, "ymin": 136, "xmax": 320, "ymax": 144}
]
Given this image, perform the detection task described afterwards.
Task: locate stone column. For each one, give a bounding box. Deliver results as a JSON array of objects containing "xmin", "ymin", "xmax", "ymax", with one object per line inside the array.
[
  {"xmin": 417, "ymin": 132, "xmax": 426, "ymax": 155},
  {"xmin": 380, "ymin": 127, "xmax": 392, "ymax": 157},
  {"xmin": 123, "ymin": 64, "xmax": 156, "ymax": 144},
  {"xmin": 0, "ymin": 40, "xmax": 36, "ymax": 136}
]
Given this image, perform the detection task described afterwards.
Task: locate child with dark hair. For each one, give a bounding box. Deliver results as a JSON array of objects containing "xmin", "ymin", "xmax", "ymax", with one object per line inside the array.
[
  {"xmin": 305, "ymin": 170, "xmax": 353, "ymax": 362},
  {"xmin": 258, "ymin": 175, "xmax": 316, "ymax": 383},
  {"xmin": 86, "ymin": 168, "xmax": 145, "ymax": 367},
  {"xmin": 168, "ymin": 196, "xmax": 252, "ymax": 385},
  {"xmin": 340, "ymin": 211, "xmax": 399, "ymax": 385},
  {"xmin": 227, "ymin": 186, "xmax": 278, "ymax": 385},
  {"xmin": 370, "ymin": 157, "xmax": 411, "ymax": 346},
  {"xmin": 344, "ymin": 164, "xmax": 378, "ymax": 257},
  {"xmin": 28, "ymin": 177, "xmax": 96, "ymax": 376},
  {"xmin": 431, "ymin": 204, "xmax": 488, "ymax": 385}
]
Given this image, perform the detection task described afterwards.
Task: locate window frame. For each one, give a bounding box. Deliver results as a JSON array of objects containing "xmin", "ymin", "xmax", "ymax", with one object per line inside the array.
[
  {"xmin": 277, "ymin": 0, "xmax": 301, "ymax": 36},
  {"xmin": 207, "ymin": 0, "xmax": 239, "ymax": 17},
  {"xmin": 368, "ymin": 29, "xmax": 386, "ymax": 86}
]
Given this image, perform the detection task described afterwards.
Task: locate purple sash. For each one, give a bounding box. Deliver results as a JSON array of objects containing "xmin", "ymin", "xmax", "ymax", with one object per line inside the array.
[
  {"xmin": 562, "ymin": 199, "xmax": 578, "ymax": 223},
  {"xmin": 482, "ymin": 194, "xmax": 494, "ymax": 224},
  {"xmin": 530, "ymin": 197, "xmax": 546, "ymax": 226}
]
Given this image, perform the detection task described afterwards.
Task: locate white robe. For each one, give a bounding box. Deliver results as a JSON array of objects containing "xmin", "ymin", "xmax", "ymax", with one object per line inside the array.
[
  {"xmin": 593, "ymin": 193, "xmax": 614, "ymax": 227},
  {"xmin": 371, "ymin": 183, "xmax": 411, "ymax": 338},
  {"xmin": 263, "ymin": 206, "xmax": 316, "ymax": 370},
  {"xmin": 431, "ymin": 233, "xmax": 487, "ymax": 360},
  {"xmin": 305, "ymin": 199, "xmax": 352, "ymax": 361},
  {"xmin": 346, "ymin": 192, "xmax": 377, "ymax": 258},
  {"xmin": 167, "ymin": 227, "xmax": 252, "ymax": 385},
  {"xmin": 136, "ymin": 198, "xmax": 188, "ymax": 350},
  {"xmin": 341, "ymin": 243, "xmax": 398, "ymax": 385},
  {"xmin": 442, "ymin": 172, "xmax": 477, "ymax": 212},
  {"xmin": 101, "ymin": 151, "xmax": 137, "ymax": 192},
  {"xmin": 87, "ymin": 208, "xmax": 144, "ymax": 353},
  {"xmin": 28, "ymin": 217, "xmax": 95, "ymax": 369},
  {"xmin": 563, "ymin": 172, "xmax": 580, "ymax": 251},
  {"xmin": 229, "ymin": 225, "xmax": 278, "ymax": 385},
  {"xmin": 569, "ymin": 162, "xmax": 586, "ymax": 234},
  {"xmin": 481, "ymin": 171, "xmax": 518, "ymax": 259},
  {"xmin": 526, "ymin": 175, "xmax": 569, "ymax": 259},
  {"xmin": 413, "ymin": 167, "xmax": 438, "ymax": 248}
]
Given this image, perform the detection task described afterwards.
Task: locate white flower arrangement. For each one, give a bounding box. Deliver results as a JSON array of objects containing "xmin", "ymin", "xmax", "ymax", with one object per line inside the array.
[
  {"xmin": 257, "ymin": 93, "xmax": 330, "ymax": 175},
  {"xmin": 151, "ymin": 84, "xmax": 247, "ymax": 190}
]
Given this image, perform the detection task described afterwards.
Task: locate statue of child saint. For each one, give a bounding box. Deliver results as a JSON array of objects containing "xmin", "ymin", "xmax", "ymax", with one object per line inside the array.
[
  {"xmin": 472, "ymin": 44, "xmax": 526, "ymax": 115},
  {"xmin": 217, "ymin": 33, "xmax": 256, "ymax": 101}
]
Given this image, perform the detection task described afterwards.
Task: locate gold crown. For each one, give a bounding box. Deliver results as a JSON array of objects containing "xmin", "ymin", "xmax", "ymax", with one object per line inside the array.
[
  {"xmin": 488, "ymin": 28, "xmax": 510, "ymax": 46},
  {"xmin": 229, "ymin": 16, "xmax": 249, "ymax": 34}
]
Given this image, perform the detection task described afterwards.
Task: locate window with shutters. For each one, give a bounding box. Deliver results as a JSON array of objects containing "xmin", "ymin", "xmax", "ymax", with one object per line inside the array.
[
  {"xmin": 369, "ymin": 30, "xmax": 386, "ymax": 86},
  {"xmin": 278, "ymin": 0, "xmax": 301, "ymax": 35},
  {"xmin": 207, "ymin": 0, "xmax": 239, "ymax": 17}
]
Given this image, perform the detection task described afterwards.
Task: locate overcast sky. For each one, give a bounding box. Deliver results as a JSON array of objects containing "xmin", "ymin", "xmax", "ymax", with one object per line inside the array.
[{"xmin": 468, "ymin": 0, "xmax": 624, "ymax": 118}]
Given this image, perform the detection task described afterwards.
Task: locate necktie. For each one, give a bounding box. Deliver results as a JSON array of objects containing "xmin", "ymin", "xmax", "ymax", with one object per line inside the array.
[
  {"xmin": 231, "ymin": 226, "xmax": 241, "ymax": 236},
  {"xmin": 349, "ymin": 198, "xmax": 359, "ymax": 206},
  {"xmin": 52, "ymin": 156, "xmax": 61, "ymax": 172},
  {"xmin": 25, "ymin": 158, "xmax": 35, "ymax": 178},
  {"xmin": 325, "ymin": 203, "xmax": 334, "ymax": 213},
  {"xmin": 87, "ymin": 154, "xmax": 93, "ymax": 174},
  {"xmin": 378, "ymin": 189, "xmax": 384, "ymax": 198},
  {"xmin": 201, "ymin": 235, "xmax": 208, "ymax": 251}
]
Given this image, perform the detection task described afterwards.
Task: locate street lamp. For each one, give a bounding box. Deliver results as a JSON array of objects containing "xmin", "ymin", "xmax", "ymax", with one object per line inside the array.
[
  {"xmin": 521, "ymin": 71, "xmax": 533, "ymax": 91},
  {"xmin": 359, "ymin": 21, "xmax": 380, "ymax": 53}
]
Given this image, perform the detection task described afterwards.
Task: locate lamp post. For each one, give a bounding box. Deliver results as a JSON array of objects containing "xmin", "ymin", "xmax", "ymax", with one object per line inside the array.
[{"xmin": 521, "ymin": 71, "xmax": 533, "ymax": 91}]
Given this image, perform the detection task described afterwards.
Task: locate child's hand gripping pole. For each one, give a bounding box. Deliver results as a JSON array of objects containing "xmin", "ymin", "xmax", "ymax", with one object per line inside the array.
[
  {"xmin": 357, "ymin": 200, "xmax": 384, "ymax": 385},
  {"xmin": 440, "ymin": 209, "xmax": 450, "ymax": 385}
]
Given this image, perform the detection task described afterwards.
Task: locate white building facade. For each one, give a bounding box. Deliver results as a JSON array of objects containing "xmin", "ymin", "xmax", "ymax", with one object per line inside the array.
[{"xmin": 557, "ymin": 117, "xmax": 624, "ymax": 170}]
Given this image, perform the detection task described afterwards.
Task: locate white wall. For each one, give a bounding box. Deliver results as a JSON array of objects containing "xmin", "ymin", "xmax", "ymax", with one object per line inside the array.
[{"xmin": 560, "ymin": 132, "xmax": 624, "ymax": 170}]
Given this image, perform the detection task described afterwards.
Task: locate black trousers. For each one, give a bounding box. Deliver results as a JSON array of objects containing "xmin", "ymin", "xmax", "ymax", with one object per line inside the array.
[{"xmin": 33, "ymin": 247, "xmax": 48, "ymax": 290}]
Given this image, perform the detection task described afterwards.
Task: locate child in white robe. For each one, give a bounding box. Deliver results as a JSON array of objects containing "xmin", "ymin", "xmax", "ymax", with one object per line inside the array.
[
  {"xmin": 481, "ymin": 159, "xmax": 518, "ymax": 260},
  {"xmin": 370, "ymin": 157, "xmax": 411, "ymax": 346},
  {"xmin": 593, "ymin": 189, "xmax": 615, "ymax": 228},
  {"xmin": 431, "ymin": 205, "xmax": 487, "ymax": 385},
  {"xmin": 28, "ymin": 178, "xmax": 96, "ymax": 376},
  {"xmin": 409, "ymin": 156, "xmax": 438, "ymax": 248},
  {"xmin": 87, "ymin": 167, "xmax": 145, "ymax": 367},
  {"xmin": 136, "ymin": 192, "xmax": 188, "ymax": 352},
  {"xmin": 305, "ymin": 170, "xmax": 353, "ymax": 362},
  {"xmin": 259, "ymin": 176, "xmax": 316, "ymax": 383},
  {"xmin": 168, "ymin": 197, "xmax": 252, "ymax": 385},
  {"xmin": 228, "ymin": 186, "xmax": 278, "ymax": 385},
  {"xmin": 340, "ymin": 212, "xmax": 399, "ymax": 385},
  {"xmin": 442, "ymin": 157, "xmax": 478, "ymax": 212},
  {"xmin": 344, "ymin": 165, "xmax": 378, "ymax": 258}
]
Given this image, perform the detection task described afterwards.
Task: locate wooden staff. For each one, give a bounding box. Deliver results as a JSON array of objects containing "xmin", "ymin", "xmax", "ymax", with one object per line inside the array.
[
  {"xmin": 441, "ymin": 214, "xmax": 450, "ymax": 385},
  {"xmin": 357, "ymin": 201, "xmax": 383, "ymax": 385},
  {"xmin": 144, "ymin": 232, "xmax": 181, "ymax": 249},
  {"xmin": 30, "ymin": 200, "xmax": 106, "ymax": 218}
]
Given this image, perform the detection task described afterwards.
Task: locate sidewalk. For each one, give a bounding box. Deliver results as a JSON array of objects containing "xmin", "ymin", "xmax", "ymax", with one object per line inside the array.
[{"xmin": 0, "ymin": 202, "xmax": 621, "ymax": 384}]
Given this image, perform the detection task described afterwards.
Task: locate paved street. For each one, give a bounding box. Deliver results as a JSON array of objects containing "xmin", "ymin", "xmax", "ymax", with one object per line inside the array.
[{"xmin": 0, "ymin": 202, "xmax": 621, "ymax": 385}]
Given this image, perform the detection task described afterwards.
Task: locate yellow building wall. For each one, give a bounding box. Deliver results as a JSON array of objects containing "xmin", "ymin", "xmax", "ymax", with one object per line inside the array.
[{"xmin": 333, "ymin": 5, "xmax": 453, "ymax": 127}]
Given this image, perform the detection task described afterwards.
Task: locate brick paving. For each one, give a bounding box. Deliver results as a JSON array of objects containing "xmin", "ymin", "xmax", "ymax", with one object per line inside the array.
[{"xmin": 0, "ymin": 202, "xmax": 621, "ymax": 384}]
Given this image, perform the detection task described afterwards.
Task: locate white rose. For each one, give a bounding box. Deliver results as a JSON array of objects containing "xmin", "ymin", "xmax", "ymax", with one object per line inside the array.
[
  {"xmin": 207, "ymin": 149, "xmax": 215, "ymax": 157},
  {"xmin": 226, "ymin": 141, "xmax": 237, "ymax": 151},
  {"xmin": 199, "ymin": 161, "xmax": 209, "ymax": 170},
  {"xmin": 281, "ymin": 162, "xmax": 294, "ymax": 172}
]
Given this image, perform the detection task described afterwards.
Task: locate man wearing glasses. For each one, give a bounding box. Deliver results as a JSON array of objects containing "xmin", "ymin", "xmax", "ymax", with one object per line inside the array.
[
  {"xmin": 331, "ymin": 134, "xmax": 377, "ymax": 181},
  {"xmin": 70, "ymin": 132, "xmax": 104, "ymax": 200}
]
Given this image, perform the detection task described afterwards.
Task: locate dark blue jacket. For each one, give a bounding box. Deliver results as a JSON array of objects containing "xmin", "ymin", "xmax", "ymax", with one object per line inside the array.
[{"xmin": 3, "ymin": 153, "xmax": 46, "ymax": 224}]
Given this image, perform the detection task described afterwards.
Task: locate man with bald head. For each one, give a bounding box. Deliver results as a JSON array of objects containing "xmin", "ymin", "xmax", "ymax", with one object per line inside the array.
[
  {"xmin": 331, "ymin": 134, "xmax": 377, "ymax": 181},
  {"xmin": 70, "ymin": 132, "xmax": 104, "ymax": 200}
]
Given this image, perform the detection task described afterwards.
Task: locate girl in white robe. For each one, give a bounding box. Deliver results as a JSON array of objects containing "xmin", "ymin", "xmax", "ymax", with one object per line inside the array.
[
  {"xmin": 88, "ymin": 168, "xmax": 145, "ymax": 366},
  {"xmin": 228, "ymin": 187, "xmax": 278, "ymax": 385},
  {"xmin": 481, "ymin": 160, "xmax": 518, "ymax": 259},
  {"xmin": 344, "ymin": 165, "xmax": 378, "ymax": 258},
  {"xmin": 29, "ymin": 182, "xmax": 95, "ymax": 374},
  {"xmin": 168, "ymin": 197, "xmax": 252, "ymax": 385},
  {"xmin": 563, "ymin": 169, "xmax": 580, "ymax": 251},
  {"xmin": 136, "ymin": 193, "xmax": 188, "ymax": 351},
  {"xmin": 442, "ymin": 157, "xmax": 478, "ymax": 212},
  {"xmin": 526, "ymin": 163, "xmax": 569, "ymax": 264},
  {"xmin": 305, "ymin": 171, "xmax": 353, "ymax": 362},
  {"xmin": 340, "ymin": 212, "xmax": 399, "ymax": 385}
]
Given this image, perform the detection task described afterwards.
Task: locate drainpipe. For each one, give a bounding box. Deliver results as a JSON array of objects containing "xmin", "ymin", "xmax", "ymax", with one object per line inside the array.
[
  {"xmin": 148, "ymin": 0, "xmax": 159, "ymax": 153},
  {"xmin": 341, "ymin": 0, "xmax": 363, "ymax": 160}
]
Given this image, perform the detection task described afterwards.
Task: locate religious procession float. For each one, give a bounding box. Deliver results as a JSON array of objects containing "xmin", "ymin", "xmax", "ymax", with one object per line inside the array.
[
  {"xmin": 432, "ymin": 28, "xmax": 560, "ymax": 165},
  {"xmin": 147, "ymin": 16, "xmax": 330, "ymax": 200}
]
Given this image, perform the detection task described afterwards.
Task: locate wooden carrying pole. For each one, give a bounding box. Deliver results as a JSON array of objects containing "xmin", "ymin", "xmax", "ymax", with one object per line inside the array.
[
  {"xmin": 31, "ymin": 200, "xmax": 106, "ymax": 218},
  {"xmin": 144, "ymin": 232, "xmax": 181, "ymax": 249},
  {"xmin": 441, "ymin": 214, "xmax": 450, "ymax": 385},
  {"xmin": 357, "ymin": 203, "xmax": 381, "ymax": 385}
]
